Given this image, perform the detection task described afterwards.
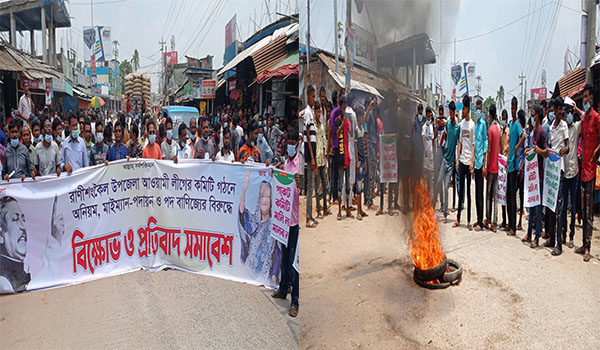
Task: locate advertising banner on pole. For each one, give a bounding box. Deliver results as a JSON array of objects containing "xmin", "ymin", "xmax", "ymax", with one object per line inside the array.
[
  {"xmin": 497, "ymin": 155, "xmax": 508, "ymax": 206},
  {"xmin": 542, "ymin": 150, "xmax": 561, "ymax": 212},
  {"xmin": 379, "ymin": 134, "xmax": 397, "ymax": 183},
  {"xmin": 0, "ymin": 160, "xmax": 295, "ymax": 294},
  {"xmin": 524, "ymin": 149, "xmax": 541, "ymax": 208}
]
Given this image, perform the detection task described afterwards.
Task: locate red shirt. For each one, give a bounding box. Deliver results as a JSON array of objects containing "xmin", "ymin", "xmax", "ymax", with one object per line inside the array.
[
  {"xmin": 487, "ymin": 122, "xmax": 501, "ymax": 174},
  {"xmin": 343, "ymin": 118, "xmax": 351, "ymax": 168},
  {"xmin": 580, "ymin": 108, "xmax": 600, "ymax": 182}
]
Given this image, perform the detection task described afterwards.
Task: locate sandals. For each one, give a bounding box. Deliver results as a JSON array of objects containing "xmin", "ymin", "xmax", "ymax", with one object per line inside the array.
[
  {"xmin": 306, "ymin": 219, "xmax": 317, "ymax": 228},
  {"xmin": 271, "ymin": 290, "xmax": 286, "ymax": 299},
  {"xmin": 375, "ymin": 209, "xmax": 383, "ymax": 216},
  {"xmin": 453, "ymin": 221, "xmax": 460, "ymax": 228},
  {"xmin": 521, "ymin": 236, "xmax": 531, "ymax": 243},
  {"xmin": 337, "ymin": 212, "xmax": 342, "ymax": 220},
  {"xmin": 288, "ymin": 304, "xmax": 298, "ymax": 317},
  {"xmin": 530, "ymin": 241, "xmax": 539, "ymax": 248}
]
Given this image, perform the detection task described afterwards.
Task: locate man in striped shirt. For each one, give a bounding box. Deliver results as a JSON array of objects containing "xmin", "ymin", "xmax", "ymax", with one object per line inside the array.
[{"xmin": 304, "ymin": 85, "xmax": 318, "ymax": 228}]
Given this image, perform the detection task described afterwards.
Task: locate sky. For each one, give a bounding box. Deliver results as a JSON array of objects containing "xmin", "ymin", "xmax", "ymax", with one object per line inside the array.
[
  {"xmin": 2, "ymin": 0, "xmax": 300, "ymax": 92},
  {"xmin": 300, "ymin": 0, "xmax": 591, "ymax": 104}
]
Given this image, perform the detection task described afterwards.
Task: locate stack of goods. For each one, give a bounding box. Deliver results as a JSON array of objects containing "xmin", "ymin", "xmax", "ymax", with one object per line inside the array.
[{"xmin": 124, "ymin": 73, "xmax": 151, "ymax": 100}]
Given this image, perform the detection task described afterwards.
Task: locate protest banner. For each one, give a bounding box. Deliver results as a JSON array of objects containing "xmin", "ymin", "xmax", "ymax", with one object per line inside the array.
[
  {"xmin": 0, "ymin": 159, "xmax": 294, "ymax": 294},
  {"xmin": 524, "ymin": 149, "xmax": 541, "ymax": 208},
  {"xmin": 542, "ymin": 150, "xmax": 561, "ymax": 212},
  {"xmin": 271, "ymin": 169, "xmax": 295, "ymax": 246},
  {"xmin": 379, "ymin": 134, "xmax": 397, "ymax": 183},
  {"xmin": 497, "ymin": 155, "xmax": 508, "ymax": 206}
]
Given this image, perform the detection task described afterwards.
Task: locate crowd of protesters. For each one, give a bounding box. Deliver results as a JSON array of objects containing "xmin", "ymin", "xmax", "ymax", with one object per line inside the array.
[
  {"xmin": 301, "ymin": 82, "xmax": 600, "ymax": 263},
  {"xmin": 1, "ymin": 81, "xmax": 301, "ymax": 316}
]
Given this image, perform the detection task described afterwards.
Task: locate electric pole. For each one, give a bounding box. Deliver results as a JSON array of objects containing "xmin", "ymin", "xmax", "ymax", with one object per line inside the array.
[
  {"xmin": 586, "ymin": 0, "xmax": 596, "ymax": 83},
  {"xmin": 518, "ymin": 72, "xmax": 526, "ymax": 109},
  {"xmin": 345, "ymin": 0, "xmax": 351, "ymax": 95},
  {"xmin": 334, "ymin": 0, "xmax": 338, "ymax": 73},
  {"xmin": 159, "ymin": 38, "xmax": 166, "ymax": 102},
  {"xmin": 307, "ymin": 0, "xmax": 311, "ymax": 88}
]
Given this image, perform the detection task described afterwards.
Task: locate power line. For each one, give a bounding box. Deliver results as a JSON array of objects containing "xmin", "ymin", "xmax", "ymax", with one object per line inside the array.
[
  {"xmin": 436, "ymin": 1, "xmax": 554, "ymax": 45},
  {"xmin": 70, "ymin": 0, "xmax": 128, "ymax": 4},
  {"xmin": 190, "ymin": 0, "xmax": 230, "ymax": 57}
]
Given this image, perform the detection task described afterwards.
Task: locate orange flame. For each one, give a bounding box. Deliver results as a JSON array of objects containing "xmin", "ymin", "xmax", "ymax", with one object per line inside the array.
[{"xmin": 409, "ymin": 178, "xmax": 445, "ymax": 270}]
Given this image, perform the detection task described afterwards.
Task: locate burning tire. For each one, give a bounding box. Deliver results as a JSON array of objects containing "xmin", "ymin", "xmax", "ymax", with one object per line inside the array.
[
  {"xmin": 441, "ymin": 259, "xmax": 462, "ymax": 284},
  {"xmin": 413, "ymin": 256, "xmax": 447, "ymax": 282}
]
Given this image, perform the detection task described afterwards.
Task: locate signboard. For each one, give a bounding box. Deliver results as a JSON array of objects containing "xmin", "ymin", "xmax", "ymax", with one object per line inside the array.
[
  {"xmin": 199, "ymin": 79, "xmax": 216, "ymax": 99},
  {"xmin": 45, "ymin": 78, "xmax": 52, "ymax": 106},
  {"xmin": 83, "ymin": 26, "xmax": 112, "ymax": 62},
  {"xmin": 350, "ymin": 23, "xmax": 376, "ymax": 71},
  {"xmin": 530, "ymin": 87, "xmax": 547, "ymax": 100},
  {"xmin": 451, "ymin": 62, "xmax": 476, "ymax": 99},
  {"xmin": 379, "ymin": 134, "xmax": 398, "ymax": 183},
  {"xmin": 20, "ymin": 76, "xmax": 43, "ymax": 90},
  {"xmin": 163, "ymin": 51, "xmax": 178, "ymax": 66},
  {"xmin": 0, "ymin": 160, "xmax": 294, "ymax": 294},
  {"xmin": 225, "ymin": 14, "xmax": 237, "ymax": 48},
  {"xmin": 542, "ymin": 150, "xmax": 561, "ymax": 212},
  {"xmin": 271, "ymin": 170, "xmax": 295, "ymax": 246},
  {"xmin": 524, "ymin": 149, "xmax": 540, "ymax": 207},
  {"xmin": 228, "ymin": 79, "xmax": 236, "ymax": 91}
]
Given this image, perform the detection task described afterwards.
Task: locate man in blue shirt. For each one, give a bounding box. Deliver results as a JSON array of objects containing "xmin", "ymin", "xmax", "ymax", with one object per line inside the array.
[
  {"xmin": 107, "ymin": 120, "xmax": 129, "ymax": 162},
  {"xmin": 473, "ymin": 99, "xmax": 488, "ymax": 231},
  {"xmin": 506, "ymin": 97, "xmax": 522, "ymax": 236},
  {"xmin": 437, "ymin": 101, "xmax": 460, "ymax": 223},
  {"xmin": 61, "ymin": 113, "xmax": 89, "ymax": 174}
]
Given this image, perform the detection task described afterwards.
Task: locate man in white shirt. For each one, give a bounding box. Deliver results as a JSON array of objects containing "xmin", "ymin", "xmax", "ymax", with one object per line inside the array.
[
  {"xmin": 342, "ymin": 96, "xmax": 357, "ymax": 211},
  {"xmin": 559, "ymin": 97, "xmax": 581, "ymax": 249},
  {"xmin": 454, "ymin": 95, "xmax": 475, "ymax": 230},
  {"xmin": 545, "ymin": 97, "xmax": 570, "ymax": 256},
  {"xmin": 176, "ymin": 123, "xmax": 192, "ymax": 161},
  {"xmin": 17, "ymin": 82, "xmax": 34, "ymax": 123},
  {"xmin": 422, "ymin": 106, "xmax": 435, "ymax": 198},
  {"xmin": 304, "ymin": 85, "xmax": 318, "ymax": 227}
]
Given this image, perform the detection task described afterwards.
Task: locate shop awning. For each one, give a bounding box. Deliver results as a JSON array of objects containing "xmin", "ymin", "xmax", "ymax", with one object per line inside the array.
[
  {"xmin": 217, "ymin": 22, "xmax": 298, "ymax": 76},
  {"xmin": 73, "ymin": 87, "xmax": 92, "ymax": 101},
  {"xmin": 327, "ymin": 70, "xmax": 384, "ymax": 99},
  {"xmin": 0, "ymin": 39, "xmax": 60, "ymax": 79},
  {"xmin": 256, "ymin": 64, "xmax": 298, "ymax": 84},
  {"xmin": 556, "ymin": 68, "xmax": 586, "ymax": 99}
]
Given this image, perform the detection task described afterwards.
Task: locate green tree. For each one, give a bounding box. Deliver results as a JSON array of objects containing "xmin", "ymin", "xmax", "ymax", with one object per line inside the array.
[
  {"xmin": 132, "ymin": 49, "xmax": 140, "ymax": 71},
  {"xmin": 496, "ymin": 85, "xmax": 505, "ymax": 112},
  {"xmin": 483, "ymin": 96, "xmax": 495, "ymax": 125},
  {"xmin": 119, "ymin": 59, "xmax": 133, "ymax": 93}
]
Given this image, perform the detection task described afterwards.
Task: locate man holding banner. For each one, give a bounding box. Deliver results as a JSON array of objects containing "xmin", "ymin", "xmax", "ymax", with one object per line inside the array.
[
  {"xmin": 560, "ymin": 98, "xmax": 581, "ymax": 249},
  {"xmin": 543, "ymin": 98, "xmax": 569, "ymax": 256},
  {"xmin": 573, "ymin": 84, "xmax": 600, "ymax": 262}
]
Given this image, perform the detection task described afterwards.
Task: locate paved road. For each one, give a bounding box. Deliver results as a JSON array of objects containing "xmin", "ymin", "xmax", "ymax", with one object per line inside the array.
[
  {"xmin": 0, "ymin": 269, "xmax": 298, "ymax": 349},
  {"xmin": 301, "ymin": 190, "xmax": 600, "ymax": 349}
]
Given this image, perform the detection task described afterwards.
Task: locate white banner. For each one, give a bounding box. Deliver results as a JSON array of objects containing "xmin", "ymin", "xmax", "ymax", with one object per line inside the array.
[
  {"xmin": 271, "ymin": 169, "xmax": 295, "ymax": 246},
  {"xmin": 524, "ymin": 150, "xmax": 541, "ymax": 208},
  {"xmin": 379, "ymin": 134, "xmax": 397, "ymax": 183},
  {"xmin": 497, "ymin": 155, "xmax": 507, "ymax": 206},
  {"xmin": 0, "ymin": 160, "xmax": 294, "ymax": 294},
  {"xmin": 542, "ymin": 150, "xmax": 561, "ymax": 212}
]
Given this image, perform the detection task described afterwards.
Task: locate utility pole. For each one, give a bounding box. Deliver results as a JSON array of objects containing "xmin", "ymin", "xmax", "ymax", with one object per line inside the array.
[
  {"xmin": 307, "ymin": 0, "xmax": 311, "ymax": 87},
  {"xmin": 345, "ymin": 0, "xmax": 351, "ymax": 95},
  {"xmin": 159, "ymin": 38, "xmax": 166, "ymax": 102},
  {"xmin": 586, "ymin": 0, "xmax": 596, "ymax": 83},
  {"xmin": 334, "ymin": 0, "xmax": 339, "ymax": 73},
  {"xmin": 518, "ymin": 72, "xmax": 526, "ymax": 109},
  {"xmin": 91, "ymin": 0, "xmax": 94, "ymax": 28},
  {"xmin": 476, "ymin": 75, "xmax": 481, "ymax": 97}
]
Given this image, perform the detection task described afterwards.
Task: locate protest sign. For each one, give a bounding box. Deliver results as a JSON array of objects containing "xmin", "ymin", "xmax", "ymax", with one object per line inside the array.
[
  {"xmin": 379, "ymin": 134, "xmax": 397, "ymax": 183},
  {"xmin": 293, "ymin": 236, "xmax": 299, "ymax": 273},
  {"xmin": 497, "ymin": 155, "xmax": 508, "ymax": 206},
  {"xmin": 542, "ymin": 150, "xmax": 561, "ymax": 212},
  {"xmin": 524, "ymin": 149, "xmax": 541, "ymax": 208},
  {"xmin": 271, "ymin": 169, "xmax": 295, "ymax": 246},
  {"xmin": 0, "ymin": 160, "xmax": 293, "ymax": 294}
]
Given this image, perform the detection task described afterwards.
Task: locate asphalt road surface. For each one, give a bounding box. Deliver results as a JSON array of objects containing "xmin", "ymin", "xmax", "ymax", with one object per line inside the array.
[
  {"xmin": 0, "ymin": 269, "xmax": 298, "ymax": 349},
  {"xmin": 301, "ymin": 188, "xmax": 600, "ymax": 349}
]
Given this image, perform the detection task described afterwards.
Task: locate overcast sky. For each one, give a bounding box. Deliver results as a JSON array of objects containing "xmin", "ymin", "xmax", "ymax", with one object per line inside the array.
[
  {"xmin": 300, "ymin": 0, "xmax": 592, "ymax": 104},
  {"xmin": 3, "ymin": 0, "xmax": 300, "ymax": 92}
]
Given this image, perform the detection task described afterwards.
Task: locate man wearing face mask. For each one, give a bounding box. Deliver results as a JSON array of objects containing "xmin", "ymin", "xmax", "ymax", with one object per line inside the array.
[
  {"xmin": 558, "ymin": 97, "xmax": 580, "ymax": 250},
  {"xmin": 176, "ymin": 123, "xmax": 192, "ymax": 162},
  {"xmin": 31, "ymin": 119, "xmax": 42, "ymax": 148},
  {"xmin": 572, "ymin": 84, "xmax": 600, "ymax": 262},
  {"xmin": 187, "ymin": 117, "xmax": 198, "ymax": 159},
  {"xmin": 90, "ymin": 121, "xmax": 108, "ymax": 166},
  {"xmin": 238, "ymin": 119, "xmax": 261, "ymax": 163},
  {"xmin": 161, "ymin": 117, "xmax": 177, "ymax": 161},
  {"xmin": 106, "ymin": 120, "xmax": 128, "ymax": 163},
  {"xmin": 3, "ymin": 119, "xmax": 33, "ymax": 182},
  {"xmin": 256, "ymin": 124, "xmax": 273, "ymax": 163},
  {"xmin": 34, "ymin": 116, "xmax": 61, "ymax": 177},
  {"xmin": 60, "ymin": 113, "xmax": 89, "ymax": 174},
  {"xmin": 195, "ymin": 116, "xmax": 215, "ymax": 160},
  {"xmin": 473, "ymin": 99, "xmax": 488, "ymax": 231},
  {"xmin": 454, "ymin": 95, "xmax": 475, "ymax": 230},
  {"xmin": 142, "ymin": 120, "xmax": 162, "ymax": 160},
  {"xmin": 21, "ymin": 124, "xmax": 36, "ymax": 166}
]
